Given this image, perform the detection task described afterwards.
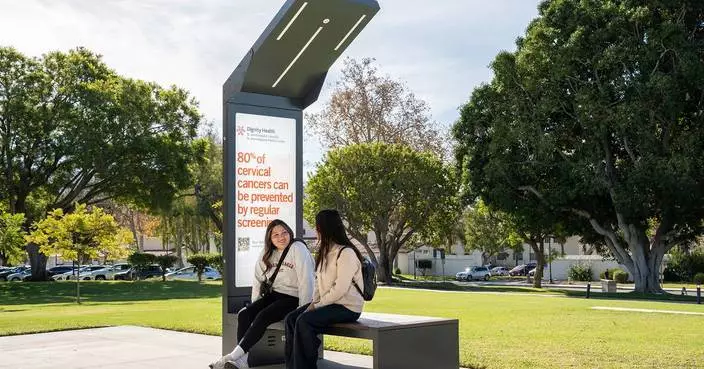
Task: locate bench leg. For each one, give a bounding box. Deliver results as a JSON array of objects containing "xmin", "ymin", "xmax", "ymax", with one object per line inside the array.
[{"xmin": 373, "ymin": 323, "xmax": 459, "ymax": 369}]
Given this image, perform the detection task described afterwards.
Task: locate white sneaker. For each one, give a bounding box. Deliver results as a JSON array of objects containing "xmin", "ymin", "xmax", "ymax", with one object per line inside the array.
[
  {"xmin": 225, "ymin": 352, "xmax": 249, "ymax": 369},
  {"xmin": 209, "ymin": 354, "xmax": 234, "ymax": 369}
]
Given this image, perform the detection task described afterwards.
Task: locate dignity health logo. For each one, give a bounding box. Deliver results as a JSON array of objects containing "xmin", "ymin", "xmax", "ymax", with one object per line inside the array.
[{"xmin": 237, "ymin": 126, "xmax": 246, "ymax": 136}]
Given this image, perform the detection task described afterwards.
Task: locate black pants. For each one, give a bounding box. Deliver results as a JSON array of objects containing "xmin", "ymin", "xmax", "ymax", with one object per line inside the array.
[
  {"xmin": 284, "ymin": 303, "xmax": 361, "ymax": 369},
  {"xmin": 237, "ymin": 291, "xmax": 298, "ymax": 352}
]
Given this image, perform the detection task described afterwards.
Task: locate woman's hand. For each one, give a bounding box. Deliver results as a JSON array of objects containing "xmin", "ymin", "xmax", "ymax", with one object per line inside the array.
[{"xmin": 306, "ymin": 303, "xmax": 316, "ymax": 312}]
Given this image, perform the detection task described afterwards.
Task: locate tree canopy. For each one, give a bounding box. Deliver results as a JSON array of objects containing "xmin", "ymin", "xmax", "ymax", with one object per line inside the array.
[
  {"xmin": 0, "ymin": 47, "xmax": 204, "ymax": 279},
  {"xmin": 304, "ymin": 142, "xmax": 458, "ymax": 283},
  {"xmin": 306, "ymin": 57, "xmax": 446, "ymax": 155},
  {"xmin": 453, "ymin": 0, "xmax": 704, "ymax": 292}
]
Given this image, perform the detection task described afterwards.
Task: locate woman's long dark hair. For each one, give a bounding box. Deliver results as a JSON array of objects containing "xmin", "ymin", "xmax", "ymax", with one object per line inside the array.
[
  {"xmin": 262, "ymin": 219, "xmax": 294, "ymax": 272},
  {"xmin": 314, "ymin": 209, "xmax": 361, "ymax": 271}
]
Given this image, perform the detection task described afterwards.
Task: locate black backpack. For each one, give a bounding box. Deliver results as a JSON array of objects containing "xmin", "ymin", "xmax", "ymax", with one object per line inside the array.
[{"xmin": 336, "ymin": 246, "xmax": 377, "ymax": 301}]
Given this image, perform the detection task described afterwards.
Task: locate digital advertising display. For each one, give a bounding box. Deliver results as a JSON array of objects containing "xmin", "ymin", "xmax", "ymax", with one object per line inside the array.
[{"xmin": 233, "ymin": 113, "xmax": 297, "ymax": 287}]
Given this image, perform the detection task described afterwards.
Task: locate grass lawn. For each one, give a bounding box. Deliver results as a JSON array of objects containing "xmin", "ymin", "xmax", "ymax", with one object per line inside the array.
[{"xmin": 2, "ymin": 281, "xmax": 703, "ymax": 369}]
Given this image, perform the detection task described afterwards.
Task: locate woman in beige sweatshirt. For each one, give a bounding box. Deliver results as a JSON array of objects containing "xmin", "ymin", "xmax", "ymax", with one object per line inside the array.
[{"xmin": 284, "ymin": 209, "xmax": 364, "ymax": 369}]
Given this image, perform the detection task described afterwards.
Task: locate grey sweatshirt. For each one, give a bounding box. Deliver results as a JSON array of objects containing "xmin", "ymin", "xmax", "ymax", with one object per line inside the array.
[{"xmin": 251, "ymin": 240, "xmax": 315, "ymax": 307}]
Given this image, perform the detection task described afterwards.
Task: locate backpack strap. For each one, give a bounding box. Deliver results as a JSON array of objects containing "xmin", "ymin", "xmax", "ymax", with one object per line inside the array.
[
  {"xmin": 267, "ymin": 244, "xmax": 292, "ymax": 285},
  {"xmin": 336, "ymin": 246, "xmax": 364, "ymax": 297}
]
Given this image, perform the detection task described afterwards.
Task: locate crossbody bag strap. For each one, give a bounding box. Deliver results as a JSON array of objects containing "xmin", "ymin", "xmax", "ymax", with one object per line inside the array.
[
  {"xmin": 268, "ymin": 244, "xmax": 292, "ymax": 285},
  {"xmin": 336, "ymin": 246, "xmax": 364, "ymax": 297}
]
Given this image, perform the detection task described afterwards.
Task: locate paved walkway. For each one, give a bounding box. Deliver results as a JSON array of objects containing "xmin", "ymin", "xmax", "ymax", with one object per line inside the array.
[{"xmin": 0, "ymin": 326, "xmax": 373, "ymax": 369}]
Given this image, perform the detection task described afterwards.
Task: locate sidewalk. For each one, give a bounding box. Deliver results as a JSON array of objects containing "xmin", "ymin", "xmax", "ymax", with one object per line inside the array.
[{"xmin": 0, "ymin": 326, "xmax": 373, "ymax": 369}]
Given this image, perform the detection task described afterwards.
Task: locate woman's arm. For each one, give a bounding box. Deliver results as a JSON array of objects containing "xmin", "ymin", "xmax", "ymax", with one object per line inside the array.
[
  {"xmin": 250, "ymin": 248, "xmax": 267, "ymax": 303},
  {"xmin": 293, "ymin": 241, "xmax": 315, "ymax": 306}
]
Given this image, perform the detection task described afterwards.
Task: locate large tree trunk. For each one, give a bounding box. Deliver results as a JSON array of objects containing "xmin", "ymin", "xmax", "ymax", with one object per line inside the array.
[
  {"xmin": 26, "ymin": 243, "xmax": 49, "ymax": 281},
  {"xmin": 0, "ymin": 254, "xmax": 7, "ymax": 267},
  {"xmin": 377, "ymin": 250, "xmax": 392, "ymax": 284},
  {"xmin": 527, "ymin": 240, "xmax": 545, "ymax": 288}
]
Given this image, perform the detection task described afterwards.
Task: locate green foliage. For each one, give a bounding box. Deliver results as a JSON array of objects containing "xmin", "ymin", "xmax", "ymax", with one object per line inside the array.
[
  {"xmin": 463, "ymin": 200, "xmax": 522, "ymax": 258},
  {"xmin": 186, "ymin": 253, "xmax": 211, "ymax": 282},
  {"xmin": 599, "ymin": 268, "xmax": 625, "ymax": 280},
  {"xmin": 394, "ymin": 267, "xmax": 401, "ymax": 275},
  {"xmin": 206, "ymin": 253, "xmax": 223, "ymax": 275},
  {"xmin": 567, "ymin": 263, "xmax": 593, "ymax": 282},
  {"xmin": 0, "ymin": 210, "xmax": 26, "ymax": 266},
  {"xmin": 693, "ymin": 273, "xmax": 704, "ymax": 285},
  {"xmin": 128, "ymin": 252, "xmax": 157, "ymax": 280},
  {"xmin": 664, "ymin": 248, "xmax": 704, "ymax": 282},
  {"xmin": 26, "ymin": 204, "xmax": 133, "ymax": 302},
  {"xmin": 612, "ymin": 270, "xmax": 629, "ymax": 284},
  {"xmin": 27, "ymin": 204, "xmax": 133, "ymax": 263},
  {"xmin": 156, "ymin": 255, "xmax": 179, "ymax": 281},
  {"xmin": 452, "ymin": 1, "xmax": 704, "ymax": 292},
  {"xmin": 304, "ymin": 142, "xmax": 457, "ymax": 283},
  {"xmin": 0, "ymin": 46, "xmax": 203, "ymax": 279}
]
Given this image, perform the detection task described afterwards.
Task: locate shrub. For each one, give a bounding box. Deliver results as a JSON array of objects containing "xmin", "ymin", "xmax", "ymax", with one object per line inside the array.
[
  {"xmin": 612, "ymin": 270, "xmax": 628, "ymax": 283},
  {"xmin": 665, "ymin": 249, "xmax": 704, "ymax": 282},
  {"xmin": 187, "ymin": 254, "xmax": 211, "ymax": 282},
  {"xmin": 599, "ymin": 268, "xmax": 624, "ymax": 280},
  {"xmin": 127, "ymin": 252, "xmax": 156, "ymax": 280},
  {"xmin": 394, "ymin": 267, "xmax": 402, "ymax": 275},
  {"xmin": 694, "ymin": 273, "xmax": 704, "ymax": 285},
  {"xmin": 567, "ymin": 263, "xmax": 593, "ymax": 282},
  {"xmin": 156, "ymin": 255, "xmax": 179, "ymax": 281},
  {"xmin": 207, "ymin": 253, "xmax": 224, "ymax": 275}
]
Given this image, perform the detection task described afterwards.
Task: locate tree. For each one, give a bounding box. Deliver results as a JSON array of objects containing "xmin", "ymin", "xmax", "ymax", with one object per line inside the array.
[
  {"xmin": 127, "ymin": 252, "xmax": 157, "ymax": 280},
  {"xmin": 305, "ymin": 143, "xmax": 458, "ymax": 283},
  {"xmin": 25, "ymin": 204, "xmax": 132, "ymax": 303},
  {"xmin": 186, "ymin": 253, "xmax": 211, "ymax": 282},
  {"xmin": 453, "ymin": 0, "xmax": 704, "ymax": 293},
  {"xmin": 0, "ymin": 47, "xmax": 203, "ymax": 280},
  {"xmin": 156, "ymin": 254, "xmax": 179, "ymax": 282},
  {"xmin": 463, "ymin": 200, "xmax": 522, "ymax": 265},
  {"xmin": 306, "ymin": 57, "xmax": 446, "ymax": 155},
  {"xmin": 0, "ymin": 209, "xmax": 26, "ymax": 266}
]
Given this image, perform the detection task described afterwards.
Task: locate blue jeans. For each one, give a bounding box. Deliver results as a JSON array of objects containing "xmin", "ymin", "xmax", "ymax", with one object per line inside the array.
[{"xmin": 284, "ymin": 303, "xmax": 361, "ymax": 369}]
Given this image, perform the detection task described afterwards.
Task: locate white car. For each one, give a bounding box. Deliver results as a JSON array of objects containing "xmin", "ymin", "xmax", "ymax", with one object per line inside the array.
[
  {"xmin": 54, "ymin": 266, "xmax": 105, "ymax": 281},
  {"xmin": 165, "ymin": 266, "xmax": 222, "ymax": 281},
  {"xmin": 88, "ymin": 264, "xmax": 132, "ymax": 280},
  {"xmin": 490, "ymin": 266, "xmax": 510, "ymax": 276},
  {"xmin": 456, "ymin": 266, "xmax": 491, "ymax": 281},
  {"xmin": 7, "ymin": 269, "xmax": 32, "ymax": 281}
]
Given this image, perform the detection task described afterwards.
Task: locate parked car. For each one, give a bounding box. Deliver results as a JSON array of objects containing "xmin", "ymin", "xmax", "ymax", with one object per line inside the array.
[
  {"xmin": 0, "ymin": 266, "xmax": 29, "ymax": 281},
  {"xmin": 490, "ymin": 266, "xmax": 510, "ymax": 276},
  {"xmin": 47, "ymin": 265, "xmax": 76, "ymax": 277},
  {"xmin": 509, "ymin": 263, "xmax": 538, "ymax": 276},
  {"xmin": 165, "ymin": 266, "xmax": 222, "ymax": 281},
  {"xmin": 89, "ymin": 263, "xmax": 132, "ymax": 280},
  {"xmin": 7, "ymin": 268, "xmax": 32, "ymax": 281},
  {"xmin": 66, "ymin": 265, "xmax": 108, "ymax": 280},
  {"xmin": 114, "ymin": 265, "xmax": 162, "ymax": 280},
  {"xmin": 528, "ymin": 265, "xmax": 547, "ymax": 277},
  {"xmin": 456, "ymin": 266, "xmax": 491, "ymax": 281},
  {"xmin": 52, "ymin": 265, "xmax": 100, "ymax": 281}
]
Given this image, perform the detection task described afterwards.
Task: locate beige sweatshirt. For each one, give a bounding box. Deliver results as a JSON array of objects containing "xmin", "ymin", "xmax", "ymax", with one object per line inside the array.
[{"xmin": 312, "ymin": 244, "xmax": 364, "ymax": 313}]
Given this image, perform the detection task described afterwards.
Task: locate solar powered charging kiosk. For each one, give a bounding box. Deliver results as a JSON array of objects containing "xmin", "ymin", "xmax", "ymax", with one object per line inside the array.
[{"xmin": 222, "ymin": 0, "xmax": 380, "ymax": 366}]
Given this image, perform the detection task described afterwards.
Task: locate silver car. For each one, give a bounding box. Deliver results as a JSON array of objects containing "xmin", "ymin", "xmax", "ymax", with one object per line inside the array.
[
  {"xmin": 456, "ymin": 266, "xmax": 491, "ymax": 281},
  {"xmin": 165, "ymin": 266, "xmax": 221, "ymax": 281}
]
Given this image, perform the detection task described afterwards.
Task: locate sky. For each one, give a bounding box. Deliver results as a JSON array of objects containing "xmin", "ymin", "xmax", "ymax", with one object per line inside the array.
[{"xmin": 0, "ymin": 0, "xmax": 541, "ymax": 171}]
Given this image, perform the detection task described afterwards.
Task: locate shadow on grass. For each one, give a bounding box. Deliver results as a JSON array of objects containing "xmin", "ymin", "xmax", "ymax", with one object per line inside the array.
[
  {"xmin": 0, "ymin": 280, "xmax": 222, "ymax": 305},
  {"xmin": 391, "ymin": 277, "xmax": 701, "ymax": 303}
]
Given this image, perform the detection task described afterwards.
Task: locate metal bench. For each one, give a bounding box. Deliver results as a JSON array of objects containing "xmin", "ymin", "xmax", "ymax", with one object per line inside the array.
[{"xmin": 248, "ymin": 312, "xmax": 459, "ymax": 369}]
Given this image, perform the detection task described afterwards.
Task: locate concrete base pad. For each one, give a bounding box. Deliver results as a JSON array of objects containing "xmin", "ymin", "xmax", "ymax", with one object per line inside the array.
[{"xmin": 0, "ymin": 326, "xmax": 372, "ymax": 369}]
